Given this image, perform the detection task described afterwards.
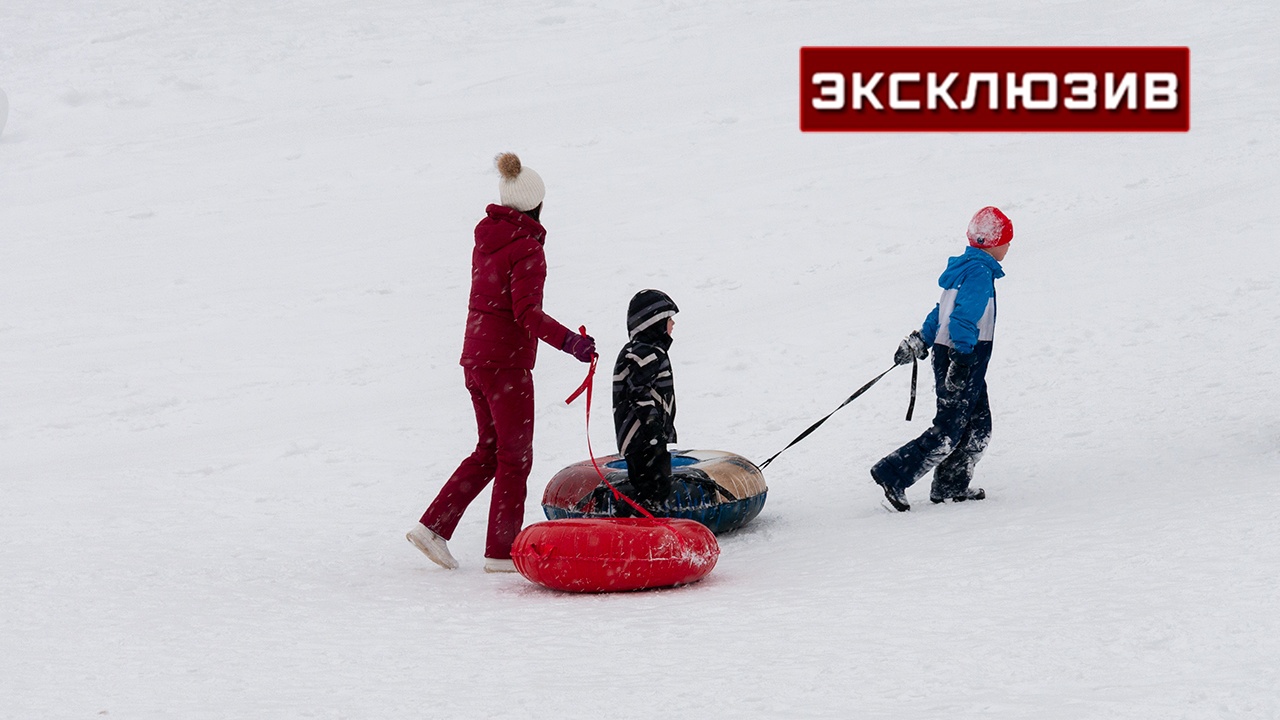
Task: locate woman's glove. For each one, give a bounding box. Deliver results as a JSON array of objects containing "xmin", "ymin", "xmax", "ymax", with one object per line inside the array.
[{"xmin": 561, "ymin": 330, "xmax": 596, "ymax": 363}]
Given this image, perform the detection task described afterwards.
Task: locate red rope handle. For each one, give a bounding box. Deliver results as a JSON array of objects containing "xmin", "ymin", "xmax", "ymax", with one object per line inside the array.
[
  {"xmin": 564, "ymin": 326, "xmax": 655, "ymax": 519},
  {"xmin": 564, "ymin": 328, "xmax": 699, "ymax": 560}
]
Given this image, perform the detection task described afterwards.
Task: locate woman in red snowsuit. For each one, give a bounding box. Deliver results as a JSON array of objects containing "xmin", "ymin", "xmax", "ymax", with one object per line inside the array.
[{"xmin": 407, "ymin": 154, "xmax": 595, "ymax": 572}]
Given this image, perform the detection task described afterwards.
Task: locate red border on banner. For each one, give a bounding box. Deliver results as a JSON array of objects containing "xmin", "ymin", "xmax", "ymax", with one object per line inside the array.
[{"xmin": 799, "ymin": 46, "xmax": 1190, "ymax": 132}]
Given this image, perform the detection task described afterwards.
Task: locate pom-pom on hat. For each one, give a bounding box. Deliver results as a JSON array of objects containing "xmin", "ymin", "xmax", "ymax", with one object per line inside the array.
[
  {"xmin": 967, "ymin": 206, "xmax": 1013, "ymax": 249},
  {"xmin": 495, "ymin": 152, "xmax": 545, "ymax": 212}
]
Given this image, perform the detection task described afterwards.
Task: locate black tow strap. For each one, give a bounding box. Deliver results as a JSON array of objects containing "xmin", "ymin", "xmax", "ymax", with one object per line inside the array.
[
  {"xmin": 906, "ymin": 356, "xmax": 918, "ymax": 422},
  {"xmin": 759, "ymin": 358, "xmax": 918, "ymax": 469}
]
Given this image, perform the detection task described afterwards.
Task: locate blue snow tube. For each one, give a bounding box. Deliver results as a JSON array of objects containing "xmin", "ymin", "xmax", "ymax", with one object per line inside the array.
[{"xmin": 540, "ymin": 449, "xmax": 768, "ymax": 535}]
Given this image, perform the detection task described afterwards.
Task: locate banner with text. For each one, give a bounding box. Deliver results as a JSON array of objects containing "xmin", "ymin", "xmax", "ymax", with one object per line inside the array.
[{"xmin": 800, "ymin": 47, "xmax": 1190, "ymax": 132}]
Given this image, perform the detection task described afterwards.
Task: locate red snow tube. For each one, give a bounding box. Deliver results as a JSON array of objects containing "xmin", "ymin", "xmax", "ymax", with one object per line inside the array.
[{"xmin": 511, "ymin": 518, "xmax": 719, "ymax": 593}]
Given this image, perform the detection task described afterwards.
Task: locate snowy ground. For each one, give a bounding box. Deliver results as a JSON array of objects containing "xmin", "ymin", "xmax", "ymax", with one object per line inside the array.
[{"xmin": 3, "ymin": 1, "xmax": 1280, "ymax": 718}]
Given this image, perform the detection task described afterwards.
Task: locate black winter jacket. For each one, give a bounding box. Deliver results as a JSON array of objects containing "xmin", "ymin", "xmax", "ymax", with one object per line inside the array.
[{"xmin": 612, "ymin": 290, "xmax": 679, "ymax": 455}]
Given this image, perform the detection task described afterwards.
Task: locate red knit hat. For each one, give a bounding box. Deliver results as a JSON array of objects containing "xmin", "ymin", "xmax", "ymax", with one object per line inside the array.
[{"xmin": 967, "ymin": 206, "xmax": 1013, "ymax": 249}]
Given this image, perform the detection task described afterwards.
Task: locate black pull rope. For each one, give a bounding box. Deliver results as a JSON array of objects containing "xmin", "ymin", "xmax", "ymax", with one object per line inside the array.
[
  {"xmin": 905, "ymin": 357, "xmax": 918, "ymax": 421},
  {"xmin": 759, "ymin": 364, "xmax": 899, "ymax": 469}
]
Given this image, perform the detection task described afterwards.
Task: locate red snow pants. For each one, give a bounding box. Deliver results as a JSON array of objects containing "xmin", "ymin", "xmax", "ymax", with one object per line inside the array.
[{"xmin": 420, "ymin": 367, "xmax": 534, "ymax": 560}]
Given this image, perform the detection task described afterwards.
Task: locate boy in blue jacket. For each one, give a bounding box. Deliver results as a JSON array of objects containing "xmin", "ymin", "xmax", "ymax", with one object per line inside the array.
[{"xmin": 871, "ymin": 207, "xmax": 1013, "ymax": 511}]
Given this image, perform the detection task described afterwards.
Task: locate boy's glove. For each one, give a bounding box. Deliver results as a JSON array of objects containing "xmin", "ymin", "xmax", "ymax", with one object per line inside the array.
[
  {"xmin": 944, "ymin": 350, "xmax": 976, "ymax": 393},
  {"xmin": 894, "ymin": 330, "xmax": 929, "ymax": 366},
  {"xmin": 561, "ymin": 330, "xmax": 596, "ymax": 363}
]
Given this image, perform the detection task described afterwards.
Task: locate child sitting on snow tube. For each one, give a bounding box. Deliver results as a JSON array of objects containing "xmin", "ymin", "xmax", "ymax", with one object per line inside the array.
[{"xmin": 610, "ymin": 289, "xmax": 680, "ymax": 515}]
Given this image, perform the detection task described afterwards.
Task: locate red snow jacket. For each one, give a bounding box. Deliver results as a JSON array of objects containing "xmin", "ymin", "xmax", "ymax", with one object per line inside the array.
[{"xmin": 460, "ymin": 204, "xmax": 572, "ymax": 369}]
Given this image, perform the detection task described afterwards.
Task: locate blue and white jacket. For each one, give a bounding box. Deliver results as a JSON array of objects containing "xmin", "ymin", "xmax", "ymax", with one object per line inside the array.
[{"xmin": 920, "ymin": 246, "xmax": 1005, "ymax": 355}]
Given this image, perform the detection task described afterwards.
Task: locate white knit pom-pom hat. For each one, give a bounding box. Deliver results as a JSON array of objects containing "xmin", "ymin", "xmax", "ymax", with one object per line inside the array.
[{"xmin": 495, "ymin": 152, "xmax": 545, "ymax": 212}]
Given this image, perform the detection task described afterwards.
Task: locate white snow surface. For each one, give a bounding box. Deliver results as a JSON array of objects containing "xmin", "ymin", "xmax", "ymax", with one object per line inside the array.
[{"xmin": 3, "ymin": 1, "xmax": 1280, "ymax": 718}]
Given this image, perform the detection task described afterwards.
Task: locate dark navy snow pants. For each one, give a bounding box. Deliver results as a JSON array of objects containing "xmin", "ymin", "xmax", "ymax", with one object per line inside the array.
[{"xmin": 871, "ymin": 344, "xmax": 992, "ymax": 497}]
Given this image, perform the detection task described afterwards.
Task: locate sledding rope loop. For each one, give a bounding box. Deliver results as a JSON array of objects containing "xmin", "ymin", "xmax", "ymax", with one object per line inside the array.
[
  {"xmin": 563, "ymin": 327, "xmax": 655, "ymax": 520},
  {"xmin": 906, "ymin": 356, "xmax": 918, "ymax": 422},
  {"xmin": 564, "ymin": 328, "xmax": 701, "ymax": 558}
]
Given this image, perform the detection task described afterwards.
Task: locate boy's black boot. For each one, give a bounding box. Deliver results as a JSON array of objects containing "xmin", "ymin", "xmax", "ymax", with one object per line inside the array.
[
  {"xmin": 930, "ymin": 487, "xmax": 986, "ymax": 504},
  {"xmin": 871, "ymin": 470, "xmax": 910, "ymax": 512}
]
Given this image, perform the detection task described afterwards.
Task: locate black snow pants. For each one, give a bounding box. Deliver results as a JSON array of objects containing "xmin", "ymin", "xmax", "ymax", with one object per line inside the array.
[
  {"xmin": 618, "ymin": 445, "xmax": 672, "ymax": 515},
  {"xmin": 871, "ymin": 344, "xmax": 993, "ymax": 498}
]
